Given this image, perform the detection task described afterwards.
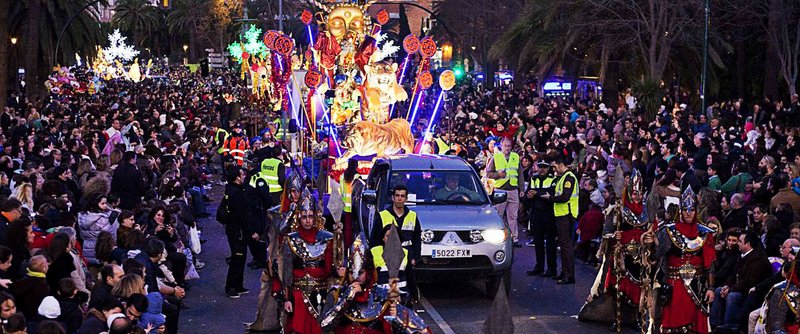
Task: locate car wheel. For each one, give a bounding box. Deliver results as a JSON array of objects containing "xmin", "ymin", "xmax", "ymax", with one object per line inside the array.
[{"xmin": 485, "ymin": 270, "xmax": 511, "ymax": 298}]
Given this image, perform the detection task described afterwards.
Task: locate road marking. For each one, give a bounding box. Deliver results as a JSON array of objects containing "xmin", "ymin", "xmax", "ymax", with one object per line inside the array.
[{"xmin": 419, "ymin": 295, "xmax": 457, "ymax": 334}]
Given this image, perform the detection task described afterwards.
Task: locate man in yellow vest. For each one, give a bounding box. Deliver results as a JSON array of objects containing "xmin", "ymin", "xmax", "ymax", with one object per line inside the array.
[
  {"xmin": 340, "ymin": 159, "xmax": 359, "ymax": 248},
  {"xmin": 434, "ymin": 132, "xmax": 453, "ymax": 155},
  {"xmin": 367, "ymin": 228, "xmax": 410, "ymax": 299},
  {"xmin": 525, "ymin": 161, "xmax": 557, "ymax": 277},
  {"xmin": 374, "ymin": 185, "xmax": 421, "ymax": 302},
  {"xmin": 257, "ymin": 148, "xmax": 285, "ymax": 206},
  {"xmin": 539, "ymin": 155, "xmax": 578, "ymax": 285},
  {"xmin": 486, "ymin": 138, "xmax": 523, "ymax": 248}
]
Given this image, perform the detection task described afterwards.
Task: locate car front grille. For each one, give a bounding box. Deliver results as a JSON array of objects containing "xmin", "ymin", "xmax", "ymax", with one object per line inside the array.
[{"xmin": 431, "ymin": 230, "xmax": 479, "ymax": 244}]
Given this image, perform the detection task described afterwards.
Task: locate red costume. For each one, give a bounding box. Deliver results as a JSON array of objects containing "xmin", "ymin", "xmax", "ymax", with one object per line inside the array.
[
  {"xmin": 282, "ymin": 227, "xmax": 335, "ymax": 334},
  {"xmin": 650, "ymin": 188, "xmax": 716, "ymax": 334}
]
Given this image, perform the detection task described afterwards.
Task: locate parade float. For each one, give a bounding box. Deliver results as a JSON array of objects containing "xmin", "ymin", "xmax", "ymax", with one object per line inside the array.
[{"xmin": 232, "ymin": 0, "xmax": 455, "ymax": 190}]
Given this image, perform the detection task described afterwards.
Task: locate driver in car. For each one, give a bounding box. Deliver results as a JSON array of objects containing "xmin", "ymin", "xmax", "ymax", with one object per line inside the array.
[{"xmin": 433, "ymin": 174, "xmax": 481, "ymax": 201}]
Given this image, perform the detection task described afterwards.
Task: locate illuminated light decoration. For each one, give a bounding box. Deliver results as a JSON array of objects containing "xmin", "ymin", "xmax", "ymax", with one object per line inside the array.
[
  {"xmin": 419, "ymin": 37, "xmax": 437, "ymax": 59},
  {"xmin": 157, "ymin": 0, "xmax": 170, "ymax": 10},
  {"xmin": 264, "ymin": 30, "xmax": 280, "ymax": 49},
  {"xmin": 403, "ymin": 35, "xmax": 420, "ymax": 54},
  {"xmin": 453, "ymin": 65, "xmax": 464, "ymax": 79},
  {"xmin": 418, "ymin": 71, "xmax": 433, "ymax": 89},
  {"xmin": 273, "ymin": 35, "xmax": 295, "ymax": 57},
  {"xmin": 317, "ymin": 92, "xmax": 343, "ymax": 157},
  {"xmin": 389, "ymin": 55, "xmax": 411, "ymax": 118},
  {"xmin": 103, "ymin": 29, "xmax": 140, "ymax": 63},
  {"xmin": 439, "ymin": 70, "xmax": 456, "ymax": 91},
  {"xmin": 307, "ymin": 25, "xmax": 315, "ymax": 47},
  {"xmin": 418, "ymin": 70, "xmax": 457, "ymax": 152},
  {"xmin": 226, "ymin": 43, "xmax": 243, "ymax": 61},
  {"xmin": 243, "ymin": 26, "xmax": 267, "ymax": 57},
  {"xmin": 407, "ymin": 88, "xmax": 424, "ymax": 126},
  {"xmin": 305, "ymin": 70, "xmax": 324, "ymax": 89},
  {"xmin": 301, "ymin": 9, "xmax": 314, "ymax": 25},
  {"xmin": 376, "ymin": 9, "xmax": 390, "ymax": 25},
  {"xmin": 371, "ymin": 32, "xmax": 399, "ymax": 62}
]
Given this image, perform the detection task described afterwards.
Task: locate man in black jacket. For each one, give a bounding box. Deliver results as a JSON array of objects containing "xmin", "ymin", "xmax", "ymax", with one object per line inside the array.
[
  {"xmin": 723, "ymin": 194, "xmax": 751, "ymax": 231},
  {"xmin": 111, "ymin": 151, "xmax": 147, "ymax": 210},
  {"xmin": 0, "ymin": 199, "xmax": 22, "ymax": 246},
  {"xmin": 710, "ymin": 230, "xmax": 772, "ymax": 331},
  {"xmin": 219, "ymin": 166, "xmax": 256, "ymax": 298},
  {"xmin": 714, "ymin": 229, "xmax": 743, "ymax": 288},
  {"xmin": 88, "ymin": 264, "xmax": 123, "ymax": 310}
]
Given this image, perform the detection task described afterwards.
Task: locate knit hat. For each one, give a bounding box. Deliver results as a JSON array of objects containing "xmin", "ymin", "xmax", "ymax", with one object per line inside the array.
[{"xmin": 37, "ymin": 296, "xmax": 61, "ymax": 319}]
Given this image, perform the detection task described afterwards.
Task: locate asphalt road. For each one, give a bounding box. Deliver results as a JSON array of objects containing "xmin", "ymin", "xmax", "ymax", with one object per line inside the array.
[{"xmin": 178, "ymin": 188, "xmax": 630, "ymax": 333}]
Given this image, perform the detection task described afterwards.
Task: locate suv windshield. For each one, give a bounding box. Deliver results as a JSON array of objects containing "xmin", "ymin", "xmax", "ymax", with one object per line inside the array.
[{"xmin": 387, "ymin": 170, "xmax": 489, "ymax": 205}]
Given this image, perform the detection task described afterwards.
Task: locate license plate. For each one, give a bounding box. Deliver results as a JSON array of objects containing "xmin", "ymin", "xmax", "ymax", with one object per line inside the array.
[{"xmin": 431, "ymin": 248, "xmax": 472, "ymax": 258}]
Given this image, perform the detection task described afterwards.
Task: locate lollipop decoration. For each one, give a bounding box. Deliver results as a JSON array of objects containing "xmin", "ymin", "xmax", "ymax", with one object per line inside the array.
[{"xmin": 419, "ymin": 70, "xmax": 456, "ymax": 151}]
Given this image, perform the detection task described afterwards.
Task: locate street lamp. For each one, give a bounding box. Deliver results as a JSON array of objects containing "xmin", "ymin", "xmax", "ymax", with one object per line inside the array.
[
  {"xmin": 10, "ymin": 37, "xmax": 17, "ymax": 45},
  {"xmin": 441, "ymin": 43, "xmax": 453, "ymax": 63},
  {"xmin": 183, "ymin": 44, "xmax": 188, "ymax": 65}
]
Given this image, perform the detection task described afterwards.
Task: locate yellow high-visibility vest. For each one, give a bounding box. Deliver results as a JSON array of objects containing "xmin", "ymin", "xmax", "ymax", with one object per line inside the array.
[
  {"xmin": 260, "ymin": 158, "xmax": 283, "ymax": 193},
  {"xmin": 379, "ymin": 210, "xmax": 417, "ymax": 247},
  {"xmin": 553, "ymin": 171, "xmax": 579, "ymax": 218},
  {"xmin": 435, "ymin": 138, "xmax": 451, "ymax": 154},
  {"xmin": 215, "ymin": 128, "xmax": 229, "ymax": 154},
  {"xmin": 493, "ymin": 152, "xmax": 520, "ymax": 188},
  {"xmin": 340, "ymin": 175, "xmax": 358, "ymax": 213}
]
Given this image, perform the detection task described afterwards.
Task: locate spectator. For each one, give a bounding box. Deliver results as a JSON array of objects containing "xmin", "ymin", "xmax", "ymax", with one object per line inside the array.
[
  {"xmin": 78, "ymin": 194, "xmax": 115, "ymax": 265},
  {"xmin": 55, "ymin": 278, "xmax": 83, "ymax": 333},
  {"xmin": 722, "ymin": 193, "xmax": 751, "ymax": 230},
  {"xmin": 8, "ymin": 255, "xmax": 50, "ymax": 320},
  {"xmin": 111, "ymin": 152, "xmax": 146, "ymax": 211},
  {"xmin": 713, "ymin": 229, "xmax": 743, "ymax": 288},
  {"xmin": 0, "ymin": 199, "xmax": 23, "ymax": 246},
  {"xmin": 77, "ymin": 298, "xmax": 123, "ymax": 334},
  {"xmin": 44, "ymin": 233, "xmax": 75, "ymax": 294},
  {"xmin": 710, "ymin": 230, "xmax": 772, "ymax": 331},
  {"xmin": 770, "ymin": 172, "xmax": 800, "ymax": 224},
  {"xmin": 89, "ymin": 264, "xmax": 124, "ymax": 310}
]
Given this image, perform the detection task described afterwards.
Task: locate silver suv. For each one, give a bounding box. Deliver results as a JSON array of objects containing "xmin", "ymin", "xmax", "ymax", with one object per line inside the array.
[{"xmin": 354, "ymin": 154, "xmax": 513, "ymax": 296}]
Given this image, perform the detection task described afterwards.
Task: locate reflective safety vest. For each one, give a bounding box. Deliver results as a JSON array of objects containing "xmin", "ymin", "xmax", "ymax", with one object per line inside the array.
[
  {"xmin": 260, "ymin": 158, "xmax": 283, "ymax": 193},
  {"xmin": 435, "ymin": 138, "xmax": 451, "ymax": 155},
  {"xmin": 249, "ymin": 173, "xmax": 267, "ymax": 188},
  {"xmin": 340, "ymin": 175, "xmax": 359, "ymax": 213},
  {"xmin": 493, "ymin": 152, "xmax": 520, "ymax": 188},
  {"xmin": 531, "ymin": 176, "xmax": 554, "ymax": 189},
  {"xmin": 370, "ymin": 246, "xmax": 408, "ymax": 288},
  {"xmin": 215, "ymin": 128, "xmax": 229, "ymax": 154},
  {"xmin": 554, "ymin": 171, "xmax": 579, "ymax": 218},
  {"xmin": 224, "ymin": 135, "xmax": 249, "ymax": 166},
  {"xmin": 379, "ymin": 209, "xmax": 417, "ymax": 247}
]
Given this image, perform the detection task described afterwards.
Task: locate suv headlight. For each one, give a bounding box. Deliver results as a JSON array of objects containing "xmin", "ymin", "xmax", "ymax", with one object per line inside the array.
[
  {"xmin": 421, "ymin": 229, "xmax": 434, "ymax": 243},
  {"xmin": 470, "ymin": 230, "xmax": 483, "ymax": 243},
  {"xmin": 481, "ymin": 229, "xmax": 507, "ymax": 245}
]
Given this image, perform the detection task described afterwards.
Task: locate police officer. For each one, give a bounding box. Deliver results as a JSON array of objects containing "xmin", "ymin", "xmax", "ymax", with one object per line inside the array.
[
  {"xmin": 219, "ymin": 165, "xmax": 258, "ymax": 297},
  {"xmin": 540, "ymin": 155, "xmax": 578, "ymax": 285},
  {"xmin": 525, "ymin": 161, "xmax": 557, "ymax": 277},
  {"xmin": 251, "ymin": 147, "xmax": 285, "ymax": 206},
  {"xmin": 374, "ymin": 185, "xmax": 422, "ymax": 302},
  {"xmin": 340, "ymin": 159, "xmax": 359, "ymax": 248}
]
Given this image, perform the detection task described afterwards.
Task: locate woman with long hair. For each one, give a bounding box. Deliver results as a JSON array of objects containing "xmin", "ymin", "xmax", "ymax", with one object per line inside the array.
[
  {"xmin": 45, "ymin": 232, "xmax": 76, "ymax": 293},
  {"xmin": 111, "ymin": 273, "xmax": 146, "ymax": 299},
  {"xmin": 78, "ymin": 195, "xmax": 114, "ymax": 265},
  {"xmin": 6, "ymin": 216, "xmax": 33, "ymax": 280},
  {"xmin": 10, "ymin": 180, "xmax": 34, "ymax": 214}
]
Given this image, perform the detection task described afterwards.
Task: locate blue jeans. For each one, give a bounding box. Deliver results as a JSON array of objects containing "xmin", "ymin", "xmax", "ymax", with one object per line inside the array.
[{"xmin": 711, "ymin": 287, "xmax": 745, "ymax": 328}]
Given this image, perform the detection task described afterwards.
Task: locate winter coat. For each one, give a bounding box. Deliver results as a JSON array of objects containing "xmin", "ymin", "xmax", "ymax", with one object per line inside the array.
[{"xmin": 78, "ymin": 211, "xmax": 115, "ymax": 264}]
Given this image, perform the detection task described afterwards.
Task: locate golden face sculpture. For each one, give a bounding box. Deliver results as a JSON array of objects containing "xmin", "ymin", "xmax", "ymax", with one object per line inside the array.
[{"xmin": 327, "ymin": 6, "xmax": 366, "ymax": 41}]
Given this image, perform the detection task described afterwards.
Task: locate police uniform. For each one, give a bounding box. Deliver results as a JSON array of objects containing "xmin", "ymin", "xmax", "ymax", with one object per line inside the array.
[
  {"xmin": 551, "ymin": 168, "xmax": 578, "ymax": 282},
  {"xmin": 340, "ymin": 174, "xmax": 359, "ymax": 248},
  {"xmin": 527, "ymin": 167, "xmax": 557, "ymax": 276}
]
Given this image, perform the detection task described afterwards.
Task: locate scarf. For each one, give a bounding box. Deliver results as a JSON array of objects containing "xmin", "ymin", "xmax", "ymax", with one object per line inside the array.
[{"xmin": 26, "ymin": 269, "xmax": 45, "ymax": 278}]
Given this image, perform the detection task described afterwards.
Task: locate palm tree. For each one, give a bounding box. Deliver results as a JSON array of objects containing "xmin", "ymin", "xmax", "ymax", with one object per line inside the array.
[
  {"xmin": 0, "ymin": 0, "xmax": 11, "ymax": 109},
  {"xmin": 167, "ymin": 0, "xmax": 209, "ymax": 63},
  {"xmin": 10, "ymin": 0, "xmax": 106, "ymax": 98},
  {"xmin": 112, "ymin": 0, "xmax": 159, "ymax": 47}
]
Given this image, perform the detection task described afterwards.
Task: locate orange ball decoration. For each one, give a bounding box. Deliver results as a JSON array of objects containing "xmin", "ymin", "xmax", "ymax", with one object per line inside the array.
[
  {"xmin": 439, "ymin": 70, "xmax": 456, "ymax": 91},
  {"xmin": 419, "ymin": 71, "xmax": 433, "ymax": 89},
  {"xmin": 403, "ymin": 35, "xmax": 420, "ymax": 54},
  {"xmin": 420, "ymin": 37, "xmax": 437, "ymax": 59}
]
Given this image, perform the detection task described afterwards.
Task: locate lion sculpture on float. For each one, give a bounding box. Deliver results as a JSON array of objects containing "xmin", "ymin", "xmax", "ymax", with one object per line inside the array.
[
  {"xmin": 363, "ymin": 60, "xmax": 408, "ymax": 123},
  {"xmin": 339, "ymin": 118, "xmax": 414, "ymax": 161}
]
